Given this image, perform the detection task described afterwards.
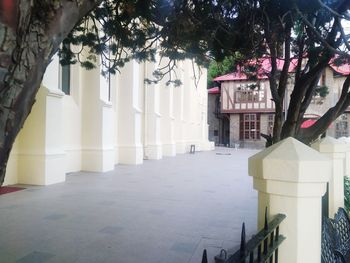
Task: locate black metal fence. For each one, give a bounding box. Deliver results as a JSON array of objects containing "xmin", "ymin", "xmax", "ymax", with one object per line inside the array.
[{"xmin": 201, "ymin": 209, "xmax": 286, "ymax": 263}]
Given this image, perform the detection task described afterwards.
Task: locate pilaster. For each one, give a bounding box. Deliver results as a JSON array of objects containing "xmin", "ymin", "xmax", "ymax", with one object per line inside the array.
[
  {"xmin": 144, "ymin": 60, "xmax": 162, "ymax": 159},
  {"xmin": 17, "ymin": 86, "xmax": 66, "ymax": 185},
  {"xmin": 81, "ymin": 66, "xmax": 115, "ymax": 172},
  {"xmin": 117, "ymin": 60, "xmax": 144, "ymax": 164}
]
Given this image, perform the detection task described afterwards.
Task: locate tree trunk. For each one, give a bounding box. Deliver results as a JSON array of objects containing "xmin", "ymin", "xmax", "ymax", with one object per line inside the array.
[
  {"xmin": 298, "ymin": 74, "xmax": 350, "ymax": 144},
  {"xmin": 0, "ymin": 0, "xmax": 99, "ymax": 186}
]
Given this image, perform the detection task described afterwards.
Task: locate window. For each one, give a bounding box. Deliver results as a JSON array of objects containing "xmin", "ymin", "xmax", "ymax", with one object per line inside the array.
[
  {"xmin": 100, "ymin": 54, "xmax": 112, "ymax": 102},
  {"xmin": 60, "ymin": 42, "xmax": 71, "ymax": 95},
  {"xmin": 235, "ymin": 83, "xmax": 265, "ymax": 103},
  {"xmin": 61, "ymin": 64, "xmax": 70, "ymax": 95},
  {"xmin": 239, "ymin": 114, "xmax": 260, "ymax": 140},
  {"xmin": 336, "ymin": 114, "xmax": 348, "ymax": 138},
  {"xmin": 214, "ymin": 130, "xmax": 219, "ymax": 136}
]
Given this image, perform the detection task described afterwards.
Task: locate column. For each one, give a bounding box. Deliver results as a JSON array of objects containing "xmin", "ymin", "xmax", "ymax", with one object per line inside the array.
[
  {"xmin": 111, "ymin": 72, "xmax": 119, "ymax": 165},
  {"xmin": 144, "ymin": 60, "xmax": 162, "ymax": 159},
  {"xmin": 81, "ymin": 64, "xmax": 115, "ymax": 172},
  {"xmin": 182, "ymin": 60, "xmax": 193, "ymax": 152},
  {"xmin": 17, "ymin": 56, "xmax": 66, "ymax": 185},
  {"xmin": 117, "ymin": 60, "xmax": 144, "ymax": 164},
  {"xmin": 249, "ymin": 137, "xmax": 330, "ymax": 263},
  {"xmin": 312, "ymin": 136, "xmax": 347, "ymax": 217},
  {"xmin": 174, "ymin": 62, "xmax": 186, "ymax": 153},
  {"xmin": 198, "ymin": 67, "xmax": 215, "ymax": 151},
  {"xmin": 160, "ymin": 83, "xmax": 176, "ymax": 156}
]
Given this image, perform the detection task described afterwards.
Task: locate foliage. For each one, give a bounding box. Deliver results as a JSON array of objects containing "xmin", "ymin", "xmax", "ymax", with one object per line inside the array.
[
  {"xmin": 60, "ymin": 1, "xmax": 160, "ymax": 74},
  {"xmin": 207, "ymin": 56, "xmax": 238, "ymax": 88},
  {"xmin": 315, "ymin": 85, "xmax": 330, "ymax": 98},
  {"xmin": 344, "ymin": 176, "xmax": 350, "ymax": 213},
  {"xmin": 57, "ymin": 0, "xmax": 350, "ymax": 145},
  {"xmin": 142, "ymin": 0, "xmax": 350, "ymax": 145}
]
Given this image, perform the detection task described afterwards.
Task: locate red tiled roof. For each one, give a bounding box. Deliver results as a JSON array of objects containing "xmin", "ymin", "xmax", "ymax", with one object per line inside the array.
[
  {"xmin": 213, "ymin": 57, "xmax": 350, "ymax": 82},
  {"xmin": 213, "ymin": 58, "xmax": 299, "ymax": 82},
  {"xmin": 213, "ymin": 72, "xmax": 267, "ymax": 81},
  {"xmin": 208, "ymin": 87, "xmax": 220, "ymax": 94},
  {"xmin": 330, "ymin": 63, "xmax": 350, "ymax": 75},
  {"xmin": 300, "ymin": 119, "xmax": 317, "ymax": 129}
]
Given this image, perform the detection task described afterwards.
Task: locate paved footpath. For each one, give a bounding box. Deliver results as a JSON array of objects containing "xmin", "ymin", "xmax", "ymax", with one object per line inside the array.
[{"xmin": 0, "ymin": 147, "xmax": 258, "ymax": 263}]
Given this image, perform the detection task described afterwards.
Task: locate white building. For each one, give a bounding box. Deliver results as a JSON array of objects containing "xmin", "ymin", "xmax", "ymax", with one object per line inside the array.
[{"xmin": 4, "ymin": 56, "xmax": 214, "ymax": 186}]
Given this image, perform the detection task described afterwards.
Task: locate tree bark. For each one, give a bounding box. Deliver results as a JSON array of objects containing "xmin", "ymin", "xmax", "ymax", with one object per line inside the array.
[
  {"xmin": 281, "ymin": 60, "xmax": 329, "ymax": 139},
  {"xmin": 299, "ymin": 74, "xmax": 350, "ymax": 144},
  {"xmin": 0, "ymin": 0, "xmax": 99, "ymax": 186}
]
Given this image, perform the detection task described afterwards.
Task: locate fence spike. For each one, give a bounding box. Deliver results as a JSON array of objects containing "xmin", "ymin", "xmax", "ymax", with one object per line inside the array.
[
  {"xmin": 240, "ymin": 222, "xmax": 246, "ymax": 255},
  {"xmin": 201, "ymin": 249, "xmax": 208, "ymax": 263},
  {"xmin": 264, "ymin": 207, "xmax": 268, "ymax": 231},
  {"xmin": 249, "ymin": 251, "xmax": 254, "ymax": 263}
]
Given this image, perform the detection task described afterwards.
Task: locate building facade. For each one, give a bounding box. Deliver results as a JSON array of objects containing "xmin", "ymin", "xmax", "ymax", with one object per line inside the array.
[
  {"xmin": 4, "ymin": 56, "xmax": 214, "ymax": 186},
  {"xmin": 208, "ymin": 61, "xmax": 350, "ymax": 148}
]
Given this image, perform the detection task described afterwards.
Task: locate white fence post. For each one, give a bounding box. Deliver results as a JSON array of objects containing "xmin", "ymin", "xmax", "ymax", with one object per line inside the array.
[
  {"xmin": 249, "ymin": 137, "xmax": 331, "ymax": 263},
  {"xmin": 311, "ymin": 136, "xmax": 346, "ymax": 218},
  {"xmin": 338, "ymin": 137, "xmax": 350, "ymax": 178}
]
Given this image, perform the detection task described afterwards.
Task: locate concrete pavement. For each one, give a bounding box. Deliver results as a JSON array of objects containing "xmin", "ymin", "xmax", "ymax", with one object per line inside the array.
[{"xmin": 0, "ymin": 147, "xmax": 258, "ymax": 263}]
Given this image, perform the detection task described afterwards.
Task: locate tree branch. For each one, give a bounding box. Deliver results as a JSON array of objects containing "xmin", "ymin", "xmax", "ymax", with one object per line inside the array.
[
  {"xmin": 295, "ymin": 5, "xmax": 350, "ymax": 59},
  {"xmin": 299, "ymin": 74, "xmax": 350, "ymax": 143},
  {"xmin": 317, "ymin": 0, "xmax": 350, "ymax": 20}
]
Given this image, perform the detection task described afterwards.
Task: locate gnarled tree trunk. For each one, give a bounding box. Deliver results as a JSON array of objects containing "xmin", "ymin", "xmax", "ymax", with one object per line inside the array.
[{"xmin": 0, "ymin": 0, "xmax": 99, "ymax": 186}]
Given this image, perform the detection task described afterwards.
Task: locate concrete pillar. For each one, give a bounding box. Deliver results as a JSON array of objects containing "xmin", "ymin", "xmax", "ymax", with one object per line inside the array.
[
  {"xmin": 338, "ymin": 136, "xmax": 350, "ymax": 178},
  {"xmin": 249, "ymin": 137, "xmax": 330, "ymax": 263},
  {"xmin": 17, "ymin": 86, "xmax": 66, "ymax": 185},
  {"xmin": 62, "ymin": 63, "xmax": 82, "ymax": 173},
  {"xmin": 12, "ymin": 55, "xmax": 66, "ymax": 185},
  {"xmin": 144, "ymin": 60, "xmax": 162, "ymax": 160},
  {"xmin": 110, "ymin": 73, "xmax": 119, "ymax": 165},
  {"xmin": 174, "ymin": 62, "xmax": 186, "ymax": 154},
  {"xmin": 183, "ymin": 60, "xmax": 193, "ymax": 152},
  {"xmin": 198, "ymin": 67, "xmax": 214, "ymax": 151},
  {"xmin": 4, "ymin": 140, "xmax": 19, "ymax": 185},
  {"xmin": 160, "ymin": 83, "xmax": 176, "ymax": 156},
  {"xmin": 81, "ymin": 65, "xmax": 115, "ymax": 172},
  {"xmin": 312, "ymin": 136, "xmax": 346, "ymax": 217},
  {"xmin": 117, "ymin": 60, "xmax": 144, "ymax": 164}
]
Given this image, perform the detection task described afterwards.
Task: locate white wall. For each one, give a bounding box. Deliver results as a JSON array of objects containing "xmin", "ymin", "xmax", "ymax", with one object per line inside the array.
[{"xmin": 4, "ymin": 56, "xmax": 213, "ymax": 186}]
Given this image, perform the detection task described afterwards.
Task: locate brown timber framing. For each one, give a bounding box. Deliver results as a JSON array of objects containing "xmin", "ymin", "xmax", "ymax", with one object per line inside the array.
[{"xmin": 220, "ymin": 81, "xmax": 275, "ymax": 114}]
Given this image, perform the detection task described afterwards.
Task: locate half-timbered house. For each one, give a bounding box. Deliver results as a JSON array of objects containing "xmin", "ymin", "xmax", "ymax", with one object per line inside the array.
[{"xmin": 208, "ymin": 58, "xmax": 350, "ymax": 148}]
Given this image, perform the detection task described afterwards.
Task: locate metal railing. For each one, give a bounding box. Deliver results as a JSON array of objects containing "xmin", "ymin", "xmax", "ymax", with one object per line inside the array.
[{"xmin": 201, "ymin": 208, "xmax": 286, "ymax": 263}]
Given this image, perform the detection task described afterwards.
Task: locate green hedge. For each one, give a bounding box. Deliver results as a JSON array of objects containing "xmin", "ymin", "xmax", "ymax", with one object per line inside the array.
[{"xmin": 345, "ymin": 176, "xmax": 350, "ymax": 213}]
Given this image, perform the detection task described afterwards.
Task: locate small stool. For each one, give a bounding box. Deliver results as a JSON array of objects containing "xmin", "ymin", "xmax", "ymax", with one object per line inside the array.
[{"xmin": 190, "ymin": 144, "xmax": 196, "ymax": 154}]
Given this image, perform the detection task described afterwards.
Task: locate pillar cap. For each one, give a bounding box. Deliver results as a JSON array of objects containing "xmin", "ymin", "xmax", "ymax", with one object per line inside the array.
[
  {"xmin": 311, "ymin": 136, "xmax": 347, "ymax": 153},
  {"xmin": 249, "ymin": 137, "xmax": 330, "ymax": 183}
]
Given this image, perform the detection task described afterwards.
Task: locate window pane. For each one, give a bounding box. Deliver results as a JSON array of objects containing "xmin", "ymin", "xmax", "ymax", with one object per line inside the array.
[
  {"xmin": 250, "ymin": 131, "xmax": 255, "ymax": 139},
  {"xmin": 62, "ymin": 64, "xmax": 70, "ymax": 95}
]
